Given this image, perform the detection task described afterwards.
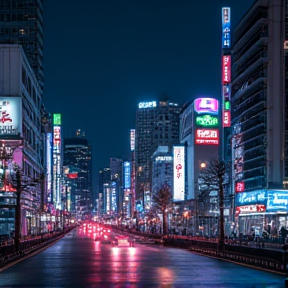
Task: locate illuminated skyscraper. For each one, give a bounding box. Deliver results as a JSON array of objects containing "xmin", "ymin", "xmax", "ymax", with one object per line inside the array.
[
  {"xmin": 63, "ymin": 130, "xmax": 93, "ymax": 219},
  {"xmin": 135, "ymin": 99, "xmax": 181, "ymax": 210}
]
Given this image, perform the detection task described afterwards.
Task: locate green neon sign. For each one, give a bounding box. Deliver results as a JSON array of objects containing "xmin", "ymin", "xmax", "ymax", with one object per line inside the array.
[
  {"xmin": 225, "ymin": 101, "xmax": 230, "ymax": 110},
  {"xmin": 195, "ymin": 115, "xmax": 219, "ymax": 127},
  {"xmin": 53, "ymin": 114, "xmax": 61, "ymax": 125}
]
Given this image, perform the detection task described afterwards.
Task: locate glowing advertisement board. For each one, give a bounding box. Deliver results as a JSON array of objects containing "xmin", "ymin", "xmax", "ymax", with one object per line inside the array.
[
  {"xmin": 124, "ymin": 161, "xmax": 131, "ymax": 189},
  {"xmin": 194, "ymin": 98, "xmax": 219, "ymax": 115},
  {"xmin": 222, "ymin": 56, "xmax": 231, "ymax": 83},
  {"xmin": 235, "ymin": 190, "xmax": 266, "ymax": 206},
  {"xmin": 173, "ymin": 146, "xmax": 185, "ymax": 201},
  {"xmin": 195, "ymin": 115, "xmax": 219, "ymax": 127},
  {"xmin": 53, "ymin": 125, "xmax": 61, "ymax": 209},
  {"xmin": 53, "ymin": 114, "xmax": 61, "ymax": 125},
  {"xmin": 236, "ymin": 204, "xmax": 266, "ymax": 214},
  {"xmin": 223, "ymin": 111, "xmax": 231, "ymax": 127},
  {"xmin": 222, "ymin": 7, "xmax": 231, "ymax": 48},
  {"xmin": 130, "ymin": 129, "xmax": 135, "ymax": 151},
  {"xmin": 235, "ymin": 189, "xmax": 288, "ymax": 212},
  {"xmin": 138, "ymin": 101, "xmax": 157, "ymax": 109},
  {"xmin": 155, "ymin": 156, "xmax": 173, "ymax": 161},
  {"xmin": 0, "ymin": 97, "xmax": 22, "ymax": 136},
  {"xmin": 46, "ymin": 133, "xmax": 52, "ymax": 203},
  {"xmin": 235, "ymin": 181, "xmax": 245, "ymax": 192},
  {"xmin": 266, "ymin": 190, "xmax": 288, "ymax": 211},
  {"xmin": 111, "ymin": 182, "xmax": 117, "ymax": 212},
  {"xmin": 195, "ymin": 129, "xmax": 219, "ymax": 145}
]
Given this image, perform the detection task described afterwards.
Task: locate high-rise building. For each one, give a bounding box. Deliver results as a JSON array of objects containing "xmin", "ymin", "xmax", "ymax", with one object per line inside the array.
[
  {"xmin": 98, "ymin": 168, "xmax": 111, "ymax": 216},
  {"xmin": 63, "ymin": 131, "xmax": 92, "ymax": 220},
  {"xmin": 0, "ymin": 0, "xmax": 44, "ymax": 93},
  {"xmin": 135, "ymin": 99, "xmax": 181, "ymax": 210},
  {"xmin": 0, "ymin": 44, "xmax": 44, "ymax": 236},
  {"xmin": 231, "ymin": 0, "xmax": 288, "ymax": 236}
]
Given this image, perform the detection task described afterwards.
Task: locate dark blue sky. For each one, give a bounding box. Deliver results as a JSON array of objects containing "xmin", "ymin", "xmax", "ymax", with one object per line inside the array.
[{"xmin": 43, "ymin": 0, "xmax": 254, "ymax": 175}]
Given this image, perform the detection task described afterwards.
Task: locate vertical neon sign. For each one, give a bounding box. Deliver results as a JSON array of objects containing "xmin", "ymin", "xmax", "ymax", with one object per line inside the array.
[
  {"xmin": 53, "ymin": 114, "xmax": 62, "ymax": 209},
  {"xmin": 173, "ymin": 146, "xmax": 185, "ymax": 201},
  {"xmin": 222, "ymin": 7, "xmax": 231, "ymax": 128}
]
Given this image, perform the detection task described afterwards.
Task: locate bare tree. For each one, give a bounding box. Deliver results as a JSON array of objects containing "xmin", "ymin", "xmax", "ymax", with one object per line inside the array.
[
  {"xmin": 152, "ymin": 184, "xmax": 172, "ymax": 235},
  {"xmin": 198, "ymin": 159, "xmax": 228, "ymax": 250}
]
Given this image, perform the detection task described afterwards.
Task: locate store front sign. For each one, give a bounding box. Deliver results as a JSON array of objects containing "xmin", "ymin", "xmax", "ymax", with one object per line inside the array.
[
  {"xmin": 266, "ymin": 190, "xmax": 288, "ymax": 211},
  {"xmin": 236, "ymin": 204, "xmax": 266, "ymax": 214},
  {"xmin": 235, "ymin": 190, "xmax": 266, "ymax": 206}
]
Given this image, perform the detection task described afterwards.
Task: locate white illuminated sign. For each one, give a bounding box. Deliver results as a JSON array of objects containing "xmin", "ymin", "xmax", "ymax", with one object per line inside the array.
[
  {"xmin": 138, "ymin": 101, "xmax": 157, "ymax": 109},
  {"xmin": 130, "ymin": 129, "xmax": 135, "ymax": 151},
  {"xmin": 155, "ymin": 156, "xmax": 173, "ymax": 162},
  {"xmin": 0, "ymin": 97, "xmax": 22, "ymax": 136},
  {"xmin": 173, "ymin": 146, "xmax": 185, "ymax": 201}
]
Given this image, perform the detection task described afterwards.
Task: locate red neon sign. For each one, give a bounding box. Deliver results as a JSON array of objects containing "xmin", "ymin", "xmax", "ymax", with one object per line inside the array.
[
  {"xmin": 235, "ymin": 182, "xmax": 245, "ymax": 192},
  {"xmin": 222, "ymin": 55, "xmax": 231, "ymax": 83},
  {"xmin": 236, "ymin": 204, "xmax": 266, "ymax": 214},
  {"xmin": 195, "ymin": 129, "xmax": 219, "ymax": 145},
  {"xmin": 223, "ymin": 110, "xmax": 231, "ymax": 127}
]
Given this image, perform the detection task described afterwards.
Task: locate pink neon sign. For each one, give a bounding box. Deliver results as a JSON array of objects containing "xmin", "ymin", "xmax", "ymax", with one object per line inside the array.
[{"xmin": 194, "ymin": 98, "xmax": 219, "ymax": 115}]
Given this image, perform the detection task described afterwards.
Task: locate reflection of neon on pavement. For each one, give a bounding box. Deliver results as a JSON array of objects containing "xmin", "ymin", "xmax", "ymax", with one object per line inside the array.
[{"xmin": 156, "ymin": 267, "xmax": 175, "ymax": 285}]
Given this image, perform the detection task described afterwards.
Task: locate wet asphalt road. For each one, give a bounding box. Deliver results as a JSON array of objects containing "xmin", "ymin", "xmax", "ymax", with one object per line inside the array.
[{"xmin": 0, "ymin": 228, "xmax": 286, "ymax": 288}]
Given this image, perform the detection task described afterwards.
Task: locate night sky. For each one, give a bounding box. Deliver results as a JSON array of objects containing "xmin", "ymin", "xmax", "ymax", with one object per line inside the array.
[{"xmin": 43, "ymin": 0, "xmax": 254, "ymax": 180}]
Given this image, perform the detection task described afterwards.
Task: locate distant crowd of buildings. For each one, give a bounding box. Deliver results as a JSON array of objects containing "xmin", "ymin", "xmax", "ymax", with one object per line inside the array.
[{"xmin": 1, "ymin": 0, "xmax": 288, "ymax": 239}]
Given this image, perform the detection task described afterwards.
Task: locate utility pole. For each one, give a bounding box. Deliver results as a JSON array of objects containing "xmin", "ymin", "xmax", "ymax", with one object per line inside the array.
[
  {"xmin": 15, "ymin": 168, "xmax": 21, "ymax": 252},
  {"xmin": 218, "ymin": 180, "xmax": 225, "ymax": 250}
]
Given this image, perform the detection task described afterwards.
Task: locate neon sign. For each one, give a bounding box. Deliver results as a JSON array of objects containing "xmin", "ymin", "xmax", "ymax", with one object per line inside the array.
[
  {"xmin": 173, "ymin": 146, "xmax": 185, "ymax": 201},
  {"xmin": 223, "ymin": 111, "xmax": 231, "ymax": 127},
  {"xmin": 222, "ymin": 56, "xmax": 231, "ymax": 83},
  {"xmin": 195, "ymin": 115, "xmax": 219, "ymax": 127},
  {"xmin": 222, "ymin": 7, "xmax": 231, "ymax": 48},
  {"xmin": 195, "ymin": 129, "xmax": 219, "ymax": 145},
  {"xmin": 53, "ymin": 114, "xmax": 61, "ymax": 125},
  {"xmin": 138, "ymin": 101, "xmax": 157, "ymax": 109},
  {"xmin": 236, "ymin": 204, "xmax": 266, "ymax": 214},
  {"xmin": 235, "ymin": 182, "xmax": 245, "ymax": 192},
  {"xmin": 194, "ymin": 98, "xmax": 219, "ymax": 115}
]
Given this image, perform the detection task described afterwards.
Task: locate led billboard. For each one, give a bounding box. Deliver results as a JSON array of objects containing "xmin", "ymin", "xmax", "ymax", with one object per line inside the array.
[
  {"xmin": 173, "ymin": 146, "xmax": 185, "ymax": 201},
  {"xmin": 222, "ymin": 7, "xmax": 231, "ymax": 48},
  {"xmin": 222, "ymin": 55, "xmax": 231, "ymax": 83},
  {"xmin": 138, "ymin": 101, "xmax": 157, "ymax": 109},
  {"xmin": 195, "ymin": 129, "xmax": 219, "ymax": 145},
  {"xmin": 223, "ymin": 111, "xmax": 231, "ymax": 127},
  {"xmin": 0, "ymin": 97, "xmax": 22, "ymax": 136},
  {"xmin": 124, "ymin": 161, "xmax": 131, "ymax": 189},
  {"xmin": 195, "ymin": 115, "xmax": 219, "ymax": 127},
  {"xmin": 194, "ymin": 98, "xmax": 219, "ymax": 115},
  {"xmin": 130, "ymin": 129, "xmax": 135, "ymax": 151},
  {"xmin": 53, "ymin": 114, "xmax": 61, "ymax": 125}
]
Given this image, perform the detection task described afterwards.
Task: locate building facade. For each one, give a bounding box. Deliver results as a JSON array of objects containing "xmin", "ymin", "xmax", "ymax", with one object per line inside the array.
[
  {"xmin": 63, "ymin": 131, "xmax": 93, "ymax": 221},
  {"xmin": 0, "ymin": 44, "xmax": 44, "ymax": 236},
  {"xmin": 231, "ymin": 0, "xmax": 288, "ymax": 236},
  {"xmin": 135, "ymin": 99, "xmax": 181, "ymax": 211},
  {"xmin": 0, "ymin": 0, "xmax": 44, "ymax": 93}
]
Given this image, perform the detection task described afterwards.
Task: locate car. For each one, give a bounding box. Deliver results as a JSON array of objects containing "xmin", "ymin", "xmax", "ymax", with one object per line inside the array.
[
  {"xmin": 94, "ymin": 227, "xmax": 112, "ymax": 243},
  {"xmin": 112, "ymin": 235, "xmax": 135, "ymax": 247}
]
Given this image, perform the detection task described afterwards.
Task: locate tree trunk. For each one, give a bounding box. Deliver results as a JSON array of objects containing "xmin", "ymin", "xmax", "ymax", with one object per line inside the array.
[
  {"xmin": 219, "ymin": 183, "xmax": 225, "ymax": 250},
  {"xmin": 162, "ymin": 210, "xmax": 167, "ymax": 235}
]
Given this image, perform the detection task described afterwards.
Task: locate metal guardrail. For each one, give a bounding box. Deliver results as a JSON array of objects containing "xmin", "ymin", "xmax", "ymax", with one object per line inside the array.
[{"xmin": 0, "ymin": 226, "xmax": 77, "ymax": 268}]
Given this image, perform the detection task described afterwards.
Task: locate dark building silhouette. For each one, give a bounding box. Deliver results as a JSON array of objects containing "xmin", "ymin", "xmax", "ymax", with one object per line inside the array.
[
  {"xmin": 0, "ymin": 0, "xmax": 44, "ymax": 93},
  {"xmin": 63, "ymin": 131, "xmax": 92, "ymax": 220}
]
